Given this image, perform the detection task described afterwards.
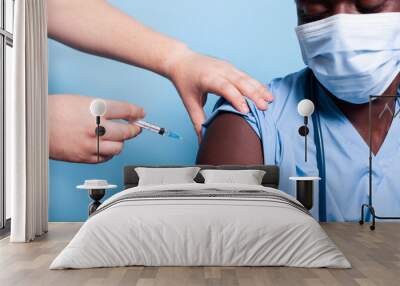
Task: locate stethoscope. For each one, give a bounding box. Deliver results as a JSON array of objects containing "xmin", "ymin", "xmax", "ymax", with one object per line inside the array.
[{"xmin": 304, "ymin": 69, "xmax": 327, "ymax": 222}]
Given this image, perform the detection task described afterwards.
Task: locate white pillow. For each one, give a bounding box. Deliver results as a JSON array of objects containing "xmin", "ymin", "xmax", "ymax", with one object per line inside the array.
[
  {"xmin": 135, "ymin": 167, "xmax": 200, "ymax": 186},
  {"xmin": 200, "ymin": 169, "xmax": 266, "ymax": 185}
]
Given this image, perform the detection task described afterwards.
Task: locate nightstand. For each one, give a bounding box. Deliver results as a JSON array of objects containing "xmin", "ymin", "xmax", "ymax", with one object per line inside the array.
[
  {"xmin": 289, "ymin": 176, "xmax": 321, "ymax": 210},
  {"xmin": 77, "ymin": 180, "xmax": 117, "ymax": 215}
]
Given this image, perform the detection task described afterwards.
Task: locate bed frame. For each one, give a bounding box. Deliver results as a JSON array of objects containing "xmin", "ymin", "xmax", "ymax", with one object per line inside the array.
[{"xmin": 124, "ymin": 165, "xmax": 280, "ymax": 189}]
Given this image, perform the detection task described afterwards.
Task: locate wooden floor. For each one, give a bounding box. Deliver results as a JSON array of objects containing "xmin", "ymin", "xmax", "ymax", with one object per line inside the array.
[{"xmin": 0, "ymin": 223, "xmax": 399, "ymax": 286}]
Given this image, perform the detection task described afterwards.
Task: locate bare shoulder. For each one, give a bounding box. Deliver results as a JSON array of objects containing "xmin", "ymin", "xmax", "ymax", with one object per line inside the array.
[{"xmin": 196, "ymin": 112, "xmax": 264, "ymax": 165}]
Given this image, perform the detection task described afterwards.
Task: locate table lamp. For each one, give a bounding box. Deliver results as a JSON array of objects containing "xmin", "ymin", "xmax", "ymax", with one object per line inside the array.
[
  {"xmin": 90, "ymin": 99, "xmax": 107, "ymax": 162},
  {"xmin": 77, "ymin": 180, "xmax": 117, "ymax": 215},
  {"xmin": 292, "ymin": 99, "xmax": 318, "ymax": 212},
  {"xmin": 298, "ymin": 99, "xmax": 315, "ymax": 162}
]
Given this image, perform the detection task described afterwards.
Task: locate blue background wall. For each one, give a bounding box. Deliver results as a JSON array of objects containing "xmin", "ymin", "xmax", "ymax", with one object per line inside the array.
[{"xmin": 48, "ymin": 0, "xmax": 304, "ymax": 221}]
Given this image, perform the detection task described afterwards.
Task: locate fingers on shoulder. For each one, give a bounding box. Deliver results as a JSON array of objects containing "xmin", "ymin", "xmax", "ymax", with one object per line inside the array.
[
  {"xmin": 230, "ymin": 71, "xmax": 273, "ymax": 108},
  {"xmin": 201, "ymin": 75, "xmax": 249, "ymax": 113}
]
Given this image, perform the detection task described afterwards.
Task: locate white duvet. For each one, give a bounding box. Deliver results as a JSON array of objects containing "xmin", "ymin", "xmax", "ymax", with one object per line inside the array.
[{"xmin": 50, "ymin": 183, "xmax": 350, "ymax": 269}]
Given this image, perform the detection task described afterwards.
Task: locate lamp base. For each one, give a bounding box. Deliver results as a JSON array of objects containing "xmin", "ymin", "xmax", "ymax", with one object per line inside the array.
[
  {"xmin": 296, "ymin": 180, "xmax": 314, "ymax": 210},
  {"xmin": 289, "ymin": 177, "xmax": 320, "ymax": 211},
  {"xmin": 88, "ymin": 189, "xmax": 105, "ymax": 215}
]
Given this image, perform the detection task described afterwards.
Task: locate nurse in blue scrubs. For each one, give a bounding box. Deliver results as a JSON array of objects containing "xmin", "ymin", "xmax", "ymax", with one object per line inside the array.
[{"xmin": 197, "ymin": 0, "xmax": 400, "ymax": 222}]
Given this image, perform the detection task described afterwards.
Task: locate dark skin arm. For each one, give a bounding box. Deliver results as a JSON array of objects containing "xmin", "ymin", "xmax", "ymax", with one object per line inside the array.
[{"xmin": 196, "ymin": 112, "xmax": 263, "ymax": 165}]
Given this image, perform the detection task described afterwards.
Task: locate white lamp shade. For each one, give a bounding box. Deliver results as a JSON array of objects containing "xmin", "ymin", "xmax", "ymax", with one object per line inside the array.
[
  {"xmin": 90, "ymin": 99, "xmax": 107, "ymax": 117},
  {"xmin": 297, "ymin": 99, "xmax": 315, "ymax": 117},
  {"xmin": 77, "ymin": 179, "xmax": 117, "ymax": 190}
]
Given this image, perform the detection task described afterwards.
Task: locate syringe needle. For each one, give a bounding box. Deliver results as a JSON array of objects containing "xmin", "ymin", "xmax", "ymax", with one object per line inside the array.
[
  {"xmin": 165, "ymin": 130, "xmax": 183, "ymax": 140},
  {"xmin": 133, "ymin": 120, "xmax": 182, "ymax": 140}
]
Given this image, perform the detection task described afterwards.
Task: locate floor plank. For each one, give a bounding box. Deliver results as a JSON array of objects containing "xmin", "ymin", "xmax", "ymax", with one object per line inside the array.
[{"xmin": 0, "ymin": 222, "xmax": 399, "ymax": 286}]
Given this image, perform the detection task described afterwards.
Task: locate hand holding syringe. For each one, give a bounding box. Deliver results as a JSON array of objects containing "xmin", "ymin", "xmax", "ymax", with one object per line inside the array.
[
  {"xmin": 133, "ymin": 120, "xmax": 183, "ymax": 140},
  {"xmin": 91, "ymin": 98, "xmax": 182, "ymax": 145}
]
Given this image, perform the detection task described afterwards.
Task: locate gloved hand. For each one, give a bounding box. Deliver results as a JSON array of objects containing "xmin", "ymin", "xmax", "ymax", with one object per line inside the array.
[
  {"xmin": 49, "ymin": 94, "xmax": 145, "ymax": 163},
  {"xmin": 166, "ymin": 48, "xmax": 273, "ymax": 139}
]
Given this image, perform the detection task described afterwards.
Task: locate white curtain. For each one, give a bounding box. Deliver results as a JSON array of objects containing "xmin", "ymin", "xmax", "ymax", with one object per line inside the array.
[{"xmin": 8, "ymin": 0, "xmax": 49, "ymax": 242}]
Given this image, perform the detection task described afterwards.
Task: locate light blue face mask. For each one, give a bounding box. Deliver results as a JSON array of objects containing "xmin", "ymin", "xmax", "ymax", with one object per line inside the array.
[{"xmin": 296, "ymin": 13, "xmax": 400, "ymax": 104}]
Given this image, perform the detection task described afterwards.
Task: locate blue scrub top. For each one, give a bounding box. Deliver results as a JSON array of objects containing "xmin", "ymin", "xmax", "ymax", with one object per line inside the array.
[{"xmin": 204, "ymin": 68, "xmax": 400, "ymax": 222}]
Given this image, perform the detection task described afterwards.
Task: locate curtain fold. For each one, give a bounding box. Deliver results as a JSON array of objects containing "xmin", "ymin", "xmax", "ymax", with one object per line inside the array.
[{"xmin": 9, "ymin": 0, "xmax": 48, "ymax": 242}]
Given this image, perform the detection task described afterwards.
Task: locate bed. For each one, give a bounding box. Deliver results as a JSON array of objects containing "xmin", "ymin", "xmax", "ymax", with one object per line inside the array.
[{"xmin": 50, "ymin": 165, "xmax": 350, "ymax": 269}]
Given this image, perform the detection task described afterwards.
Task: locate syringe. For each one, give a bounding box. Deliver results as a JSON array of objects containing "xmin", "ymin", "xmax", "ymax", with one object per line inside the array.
[{"xmin": 134, "ymin": 120, "xmax": 183, "ymax": 140}]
